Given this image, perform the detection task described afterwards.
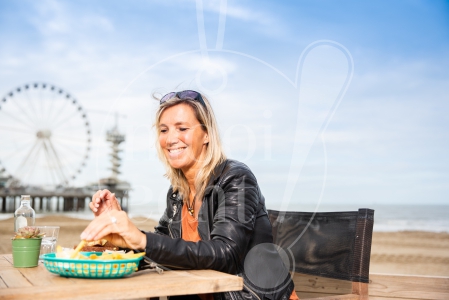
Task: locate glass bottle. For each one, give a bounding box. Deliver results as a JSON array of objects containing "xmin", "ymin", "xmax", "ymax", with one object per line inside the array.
[{"xmin": 14, "ymin": 195, "xmax": 35, "ymax": 232}]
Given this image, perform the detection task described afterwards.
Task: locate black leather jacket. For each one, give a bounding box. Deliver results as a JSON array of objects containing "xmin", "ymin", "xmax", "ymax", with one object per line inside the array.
[{"xmin": 143, "ymin": 159, "xmax": 294, "ymax": 300}]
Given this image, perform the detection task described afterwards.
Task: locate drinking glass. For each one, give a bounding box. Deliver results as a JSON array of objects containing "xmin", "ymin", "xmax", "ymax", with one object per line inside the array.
[{"xmin": 37, "ymin": 226, "xmax": 60, "ymax": 257}]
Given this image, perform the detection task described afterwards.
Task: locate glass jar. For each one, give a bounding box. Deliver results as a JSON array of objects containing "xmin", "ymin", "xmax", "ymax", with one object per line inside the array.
[{"xmin": 14, "ymin": 195, "xmax": 35, "ymax": 232}]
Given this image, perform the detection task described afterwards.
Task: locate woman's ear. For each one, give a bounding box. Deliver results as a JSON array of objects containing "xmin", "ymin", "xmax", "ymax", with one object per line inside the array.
[{"xmin": 204, "ymin": 134, "xmax": 209, "ymax": 144}]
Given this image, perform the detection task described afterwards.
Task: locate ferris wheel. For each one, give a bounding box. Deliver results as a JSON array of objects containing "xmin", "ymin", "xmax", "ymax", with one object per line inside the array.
[{"xmin": 0, "ymin": 82, "xmax": 91, "ymax": 188}]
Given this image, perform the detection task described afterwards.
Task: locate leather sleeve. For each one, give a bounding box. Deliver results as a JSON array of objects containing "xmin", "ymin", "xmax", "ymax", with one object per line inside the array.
[
  {"xmin": 153, "ymin": 187, "xmax": 174, "ymax": 236},
  {"xmin": 144, "ymin": 164, "xmax": 261, "ymax": 273}
]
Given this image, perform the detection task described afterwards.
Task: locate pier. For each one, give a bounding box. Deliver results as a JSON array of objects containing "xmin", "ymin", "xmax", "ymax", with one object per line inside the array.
[{"xmin": 0, "ymin": 186, "xmax": 129, "ymax": 214}]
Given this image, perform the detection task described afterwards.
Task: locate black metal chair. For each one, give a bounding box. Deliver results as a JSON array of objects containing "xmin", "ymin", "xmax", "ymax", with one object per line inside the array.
[{"xmin": 268, "ymin": 208, "xmax": 374, "ymax": 299}]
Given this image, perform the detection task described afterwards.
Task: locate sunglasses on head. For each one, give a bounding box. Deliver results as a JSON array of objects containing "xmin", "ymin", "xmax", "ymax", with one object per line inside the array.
[{"xmin": 160, "ymin": 90, "xmax": 206, "ymax": 108}]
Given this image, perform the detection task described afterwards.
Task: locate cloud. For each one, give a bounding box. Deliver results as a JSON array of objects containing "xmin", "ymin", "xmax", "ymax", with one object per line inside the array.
[
  {"xmin": 29, "ymin": 0, "xmax": 114, "ymax": 36},
  {"xmin": 201, "ymin": 0, "xmax": 274, "ymax": 24}
]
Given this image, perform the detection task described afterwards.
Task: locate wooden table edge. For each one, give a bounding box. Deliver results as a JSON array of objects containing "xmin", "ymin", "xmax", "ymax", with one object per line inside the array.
[{"xmin": 0, "ymin": 254, "xmax": 243, "ymax": 300}]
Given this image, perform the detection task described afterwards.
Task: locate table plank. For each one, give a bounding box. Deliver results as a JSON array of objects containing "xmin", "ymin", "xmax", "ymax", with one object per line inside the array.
[
  {"xmin": 18, "ymin": 264, "xmax": 73, "ymax": 286},
  {"xmin": 0, "ymin": 269, "xmax": 243, "ymax": 300},
  {"xmin": 0, "ymin": 257, "xmax": 11, "ymax": 269},
  {"xmin": 293, "ymin": 273, "xmax": 352, "ymax": 295},
  {"xmin": 0, "ymin": 269, "xmax": 32, "ymax": 289},
  {"xmin": 369, "ymin": 273, "xmax": 449, "ymax": 300},
  {"xmin": 0, "ymin": 278, "xmax": 6, "ymax": 289},
  {"xmin": 0, "ymin": 255, "xmax": 71, "ymax": 288},
  {"xmin": 2, "ymin": 256, "xmax": 12, "ymax": 266}
]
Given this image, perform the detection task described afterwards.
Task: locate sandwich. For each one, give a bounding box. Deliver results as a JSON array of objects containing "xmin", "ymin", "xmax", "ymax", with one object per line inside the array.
[{"xmin": 74, "ymin": 239, "xmax": 118, "ymax": 252}]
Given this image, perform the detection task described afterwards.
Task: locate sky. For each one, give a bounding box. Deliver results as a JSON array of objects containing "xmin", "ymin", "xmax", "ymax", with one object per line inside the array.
[{"xmin": 0, "ymin": 0, "xmax": 448, "ymax": 214}]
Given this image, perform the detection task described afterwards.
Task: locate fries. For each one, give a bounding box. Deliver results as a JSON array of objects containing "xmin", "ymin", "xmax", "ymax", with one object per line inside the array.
[
  {"xmin": 71, "ymin": 240, "xmax": 86, "ymax": 258},
  {"xmin": 88, "ymin": 251, "xmax": 145, "ymax": 261},
  {"xmin": 56, "ymin": 245, "xmax": 145, "ymax": 261}
]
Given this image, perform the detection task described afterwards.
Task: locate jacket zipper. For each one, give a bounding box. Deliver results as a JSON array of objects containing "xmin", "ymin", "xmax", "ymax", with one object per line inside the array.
[
  {"xmin": 168, "ymin": 201, "xmax": 181, "ymax": 238},
  {"xmin": 163, "ymin": 199, "xmax": 190, "ymax": 270},
  {"xmin": 168, "ymin": 219, "xmax": 174, "ymax": 238}
]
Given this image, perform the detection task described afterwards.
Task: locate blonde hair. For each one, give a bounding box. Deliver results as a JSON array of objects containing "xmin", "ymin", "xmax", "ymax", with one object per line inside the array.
[{"xmin": 154, "ymin": 93, "xmax": 226, "ymax": 202}]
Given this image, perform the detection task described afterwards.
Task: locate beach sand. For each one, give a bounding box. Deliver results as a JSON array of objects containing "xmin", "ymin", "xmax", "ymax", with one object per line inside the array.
[
  {"xmin": 2, "ymin": 215, "xmax": 448, "ymax": 276},
  {"xmin": 370, "ymin": 231, "xmax": 449, "ymax": 276}
]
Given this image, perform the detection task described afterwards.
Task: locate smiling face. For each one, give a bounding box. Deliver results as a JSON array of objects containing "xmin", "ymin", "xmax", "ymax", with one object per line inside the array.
[{"xmin": 158, "ymin": 103, "xmax": 209, "ymax": 175}]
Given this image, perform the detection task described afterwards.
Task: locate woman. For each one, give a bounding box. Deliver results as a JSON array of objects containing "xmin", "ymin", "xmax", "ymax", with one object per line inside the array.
[{"xmin": 82, "ymin": 90, "xmax": 297, "ymax": 300}]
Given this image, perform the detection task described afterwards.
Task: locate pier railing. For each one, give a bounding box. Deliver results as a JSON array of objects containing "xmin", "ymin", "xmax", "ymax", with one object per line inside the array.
[{"xmin": 0, "ymin": 187, "xmax": 128, "ymax": 213}]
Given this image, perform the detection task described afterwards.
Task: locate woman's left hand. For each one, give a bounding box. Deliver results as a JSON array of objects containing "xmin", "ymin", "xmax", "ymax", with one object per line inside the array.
[
  {"xmin": 80, "ymin": 211, "xmax": 147, "ymax": 250},
  {"xmin": 89, "ymin": 189, "xmax": 121, "ymax": 217}
]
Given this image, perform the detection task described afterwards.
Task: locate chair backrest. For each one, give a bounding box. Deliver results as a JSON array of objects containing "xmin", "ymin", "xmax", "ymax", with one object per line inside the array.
[{"xmin": 268, "ymin": 208, "xmax": 374, "ymax": 283}]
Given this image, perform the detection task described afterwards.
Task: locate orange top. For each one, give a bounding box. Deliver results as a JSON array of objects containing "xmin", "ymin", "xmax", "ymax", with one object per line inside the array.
[
  {"xmin": 181, "ymin": 203, "xmax": 201, "ymax": 242},
  {"xmin": 181, "ymin": 203, "xmax": 299, "ymax": 300},
  {"xmin": 290, "ymin": 289, "xmax": 300, "ymax": 300},
  {"xmin": 181, "ymin": 204, "xmax": 212, "ymax": 300}
]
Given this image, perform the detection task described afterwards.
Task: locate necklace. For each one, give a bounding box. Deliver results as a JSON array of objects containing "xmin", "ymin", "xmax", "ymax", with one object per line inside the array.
[
  {"xmin": 186, "ymin": 198, "xmax": 195, "ymax": 216},
  {"xmin": 186, "ymin": 190, "xmax": 197, "ymax": 217}
]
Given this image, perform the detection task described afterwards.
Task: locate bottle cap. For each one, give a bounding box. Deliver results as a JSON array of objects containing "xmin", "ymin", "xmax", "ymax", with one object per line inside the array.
[{"xmin": 21, "ymin": 195, "xmax": 31, "ymax": 200}]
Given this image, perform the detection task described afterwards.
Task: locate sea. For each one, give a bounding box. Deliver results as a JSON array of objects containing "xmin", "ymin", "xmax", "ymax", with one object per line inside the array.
[
  {"xmin": 2, "ymin": 203, "xmax": 449, "ymax": 233},
  {"xmin": 282, "ymin": 204, "xmax": 449, "ymax": 233}
]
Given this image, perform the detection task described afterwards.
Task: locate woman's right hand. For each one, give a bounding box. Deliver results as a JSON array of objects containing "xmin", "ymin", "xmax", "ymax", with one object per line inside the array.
[
  {"xmin": 89, "ymin": 189, "xmax": 122, "ymax": 217},
  {"xmin": 81, "ymin": 210, "xmax": 146, "ymax": 250}
]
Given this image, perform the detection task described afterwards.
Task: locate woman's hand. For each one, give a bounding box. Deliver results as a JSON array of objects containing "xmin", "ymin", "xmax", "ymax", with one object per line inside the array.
[
  {"xmin": 80, "ymin": 210, "xmax": 147, "ymax": 250},
  {"xmin": 89, "ymin": 189, "xmax": 121, "ymax": 216}
]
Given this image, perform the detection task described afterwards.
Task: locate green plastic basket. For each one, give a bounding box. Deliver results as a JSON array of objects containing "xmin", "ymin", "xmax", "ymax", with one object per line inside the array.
[{"xmin": 40, "ymin": 252, "xmax": 144, "ymax": 278}]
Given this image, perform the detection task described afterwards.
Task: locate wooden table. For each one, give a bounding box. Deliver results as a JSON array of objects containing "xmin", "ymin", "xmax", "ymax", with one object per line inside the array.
[{"xmin": 0, "ymin": 254, "xmax": 243, "ymax": 300}]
